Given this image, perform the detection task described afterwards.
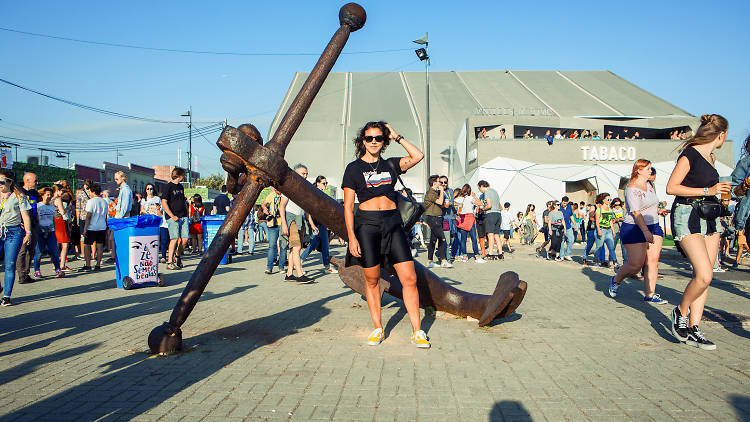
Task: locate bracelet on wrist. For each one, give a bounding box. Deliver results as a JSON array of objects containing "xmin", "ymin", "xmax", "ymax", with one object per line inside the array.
[{"xmin": 395, "ymin": 135, "xmax": 404, "ymax": 144}]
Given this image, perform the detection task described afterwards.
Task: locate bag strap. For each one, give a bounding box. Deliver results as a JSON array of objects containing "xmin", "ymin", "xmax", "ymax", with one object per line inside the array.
[{"xmin": 385, "ymin": 158, "xmax": 415, "ymax": 200}]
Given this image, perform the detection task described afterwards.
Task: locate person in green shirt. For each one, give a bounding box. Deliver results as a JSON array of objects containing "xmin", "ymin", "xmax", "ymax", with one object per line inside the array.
[{"xmin": 594, "ymin": 192, "xmax": 618, "ymax": 268}]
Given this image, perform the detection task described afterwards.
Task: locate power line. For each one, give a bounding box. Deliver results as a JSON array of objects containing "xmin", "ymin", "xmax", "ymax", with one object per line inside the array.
[
  {"xmin": 0, "ymin": 77, "xmax": 219, "ymax": 124},
  {"xmin": 0, "ymin": 26, "xmax": 413, "ymax": 57},
  {"xmin": 0, "ymin": 124, "xmax": 223, "ymax": 152}
]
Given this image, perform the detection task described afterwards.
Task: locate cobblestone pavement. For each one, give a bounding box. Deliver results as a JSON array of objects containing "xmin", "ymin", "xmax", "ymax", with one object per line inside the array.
[{"xmin": 0, "ymin": 240, "xmax": 748, "ymax": 422}]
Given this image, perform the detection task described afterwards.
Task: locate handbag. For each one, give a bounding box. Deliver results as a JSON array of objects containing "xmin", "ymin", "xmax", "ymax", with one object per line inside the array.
[
  {"xmin": 691, "ymin": 198, "xmax": 727, "ymax": 220},
  {"xmin": 386, "ymin": 159, "xmax": 424, "ymax": 232}
]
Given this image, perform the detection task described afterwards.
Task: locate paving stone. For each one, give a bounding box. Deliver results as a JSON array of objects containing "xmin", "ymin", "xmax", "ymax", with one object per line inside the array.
[{"xmin": 0, "ymin": 242, "xmax": 747, "ymax": 421}]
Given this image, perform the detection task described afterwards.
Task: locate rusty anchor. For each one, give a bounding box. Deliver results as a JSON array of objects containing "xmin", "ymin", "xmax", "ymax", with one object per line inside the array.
[{"xmin": 148, "ymin": 3, "xmax": 526, "ymax": 355}]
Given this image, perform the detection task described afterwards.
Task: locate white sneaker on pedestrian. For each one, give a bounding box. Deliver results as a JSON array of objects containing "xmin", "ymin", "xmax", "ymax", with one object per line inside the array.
[
  {"xmin": 426, "ymin": 262, "xmax": 438, "ymax": 268},
  {"xmin": 563, "ymin": 256, "xmax": 573, "ymax": 261},
  {"xmin": 441, "ymin": 261, "xmax": 453, "ymax": 268},
  {"xmin": 474, "ymin": 257, "xmax": 487, "ymax": 264}
]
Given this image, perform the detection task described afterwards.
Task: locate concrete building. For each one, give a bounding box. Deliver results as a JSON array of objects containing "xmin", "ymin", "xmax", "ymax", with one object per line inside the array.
[{"xmin": 270, "ymin": 70, "xmax": 734, "ymax": 220}]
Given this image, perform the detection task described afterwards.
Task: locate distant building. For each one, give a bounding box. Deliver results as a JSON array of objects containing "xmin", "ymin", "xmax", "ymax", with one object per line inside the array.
[{"xmin": 152, "ymin": 165, "xmax": 200, "ymax": 194}]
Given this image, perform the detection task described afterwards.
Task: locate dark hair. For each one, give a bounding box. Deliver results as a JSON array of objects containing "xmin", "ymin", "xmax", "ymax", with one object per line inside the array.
[
  {"xmin": 561, "ymin": 196, "xmax": 569, "ymax": 202},
  {"xmin": 89, "ymin": 184, "xmax": 102, "ymax": 195},
  {"xmin": 315, "ymin": 175, "xmax": 327, "ymax": 184},
  {"xmin": 504, "ymin": 202, "xmax": 510, "ymax": 208},
  {"xmin": 595, "ymin": 192, "xmax": 610, "ymax": 205},
  {"xmin": 611, "ymin": 198, "xmax": 622, "ymax": 207},
  {"xmin": 221, "ymin": 185, "xmax": 227, "ymax": 193},
  {"xmin": 193, "ymin": 194, "xmax": 203, "ymax": 207},
  {"xmin": 428, "ymin": 174, "xmax": 439, "ymax": 187},
  {"xmin": 478, "ymin": 180, "xmax": 489, "ymax": 188},
  {"xmin": 82, "ymin": 179, "xmax": 94, "ymax": 189},
  {"xmin": 459, "ymin": 184, "xmax": 472, "ymax": 197},
  {"xmin": 171, "ymin": 167, "xmax": 186, "ymax": 179},
  {"xmin": 743, "ymin": 132, "xmax": 750, "ymax": 158},
  {"xmin": 144, "ymin": 183, "xmax": 156, "ymax": 197},
  {"xmin": 0, "ymin": 169, "xmax": 23, "ymax": 199},
  {"xmin": 439, "ymin": 175, "xmax": 448, "ymax": 181},
  {"xmin": 353, "ymin": 121, "xmax": 391, "ymax": 158}
]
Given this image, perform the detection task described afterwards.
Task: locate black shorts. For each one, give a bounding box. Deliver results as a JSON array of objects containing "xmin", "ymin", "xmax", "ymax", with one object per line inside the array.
[
  {"xmin": 483, "ymin": 212, "xmax": 502, "ymax": 235},
  {"xmin": 352, "ymin": 209, "xmax": 412, "ymax": 268},
  {"xmin": 83, "ymin": 230, "xmax": 107, "ymax": 245},
  {"xmin": 476, "ymin": 217, "xmax": 486, "ymax": 238},
  {"xmin": 502, "ymin": 229, "xmax": 511, "ymax": 239}
]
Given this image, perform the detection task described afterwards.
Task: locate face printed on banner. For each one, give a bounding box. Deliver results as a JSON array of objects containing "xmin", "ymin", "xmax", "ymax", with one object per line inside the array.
[{"xmin": 130, "ymin": 236, "xmax": 159, "ymax": 284}]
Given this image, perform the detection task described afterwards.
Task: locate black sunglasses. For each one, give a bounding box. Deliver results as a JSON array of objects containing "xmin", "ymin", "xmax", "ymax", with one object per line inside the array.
[
  {"xmin": 0, "ymin": 180, "xmax": 6, "ymax": 185},
  {"xmin": 363, "ymin": 135, "xmax": 385, "ymax": 143}
]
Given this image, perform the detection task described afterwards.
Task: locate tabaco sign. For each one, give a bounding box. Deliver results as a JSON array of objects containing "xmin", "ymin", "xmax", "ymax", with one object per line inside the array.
[
  {"xmin": 129, "ymin": 235, "xmax": 159, "ymax": 285},
  {"xmin": 581, "ymin": 145, "xmax": 636, "ymax": 161}
]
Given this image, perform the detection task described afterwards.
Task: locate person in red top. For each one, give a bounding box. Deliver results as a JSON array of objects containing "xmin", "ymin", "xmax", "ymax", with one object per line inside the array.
[{"xmin": 188, "ymin": 194, "xmax": 205, "ymax": 254}]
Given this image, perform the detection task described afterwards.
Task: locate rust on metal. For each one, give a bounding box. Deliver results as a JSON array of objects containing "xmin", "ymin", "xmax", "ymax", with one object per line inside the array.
[
  {"xmin": 148, "ymin": 2, "xmax": 526, "ymax": 355},
  {"xmin": 148, "ymin": 3, "xmax": 369, "ymax": 354}
]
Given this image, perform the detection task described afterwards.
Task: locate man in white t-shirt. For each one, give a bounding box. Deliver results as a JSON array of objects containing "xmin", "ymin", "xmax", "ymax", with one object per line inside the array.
[
  {"xmin": 80, "ymin": 184, "xmax": 109, "ymax": 271},
  {"xmin": 499, "ymin": 202, "xmax": 514, "ymax": 253}
]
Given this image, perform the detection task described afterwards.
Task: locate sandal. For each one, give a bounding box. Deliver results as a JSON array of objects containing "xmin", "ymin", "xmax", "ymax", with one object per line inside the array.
[{"xmin": 166, "ymin": 262, "xmax": 179, "ymax": 270}]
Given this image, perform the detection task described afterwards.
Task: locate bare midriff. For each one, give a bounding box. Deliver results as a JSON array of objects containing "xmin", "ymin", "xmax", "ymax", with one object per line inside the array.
[{"xmin": 358, "ymin": 196, "xmax": 396, "ymax": 211}]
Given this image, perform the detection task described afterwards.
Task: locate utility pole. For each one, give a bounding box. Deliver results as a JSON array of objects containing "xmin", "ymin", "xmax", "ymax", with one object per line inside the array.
[
  {"xmin": 413, "ymin": 33, "xmax": 430, "ymax": 187},
  {"xmin": 182, "ymin": 106, "xmax": 192, "ymax": 187}
]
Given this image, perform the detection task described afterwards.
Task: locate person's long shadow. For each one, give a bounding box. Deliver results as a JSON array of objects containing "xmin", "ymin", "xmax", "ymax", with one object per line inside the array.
[
  {"xmin": 0, "ymin": 285, "xmax": 256, "ymax": 357},
  {"xmin": 13, "ymin": 280, "xmax": 113, "ymax": 304},
  {"xmin": 489, "ymin": 400, "xmax": 532, "ymax": 422},
  {"xmin": 581, "ymin": 267, "xmax": 675, "ymax": 342},
  {"xmin": 0, "ymin": 291, "xmax": 351, "ymax": 422},
  {"xmin": 581, "ymin": 267, "xmax": 750, "ymax": 341},
  {"xmin": 730, "ymin": 395, "xmax": 750, "ymax": 422},
  {"xmin": 0, "ymin": 344, "xmax": 100, "ymax": 385}
]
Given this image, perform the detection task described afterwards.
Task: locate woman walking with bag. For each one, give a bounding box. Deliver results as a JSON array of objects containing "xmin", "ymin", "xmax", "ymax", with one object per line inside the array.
[
  {"xmin": 666, "ymin": 114, "xmax": 731, "ymax": 350},
  {"xmin": 455, "ymin": 184, "xmax": 485, "ymax": 263},
  {"xmin": 342, "ymin": 121, "xmax": 429, "ymax": 347}
]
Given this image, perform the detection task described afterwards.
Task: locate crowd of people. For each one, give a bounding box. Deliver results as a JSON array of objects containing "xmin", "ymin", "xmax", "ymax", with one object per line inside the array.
[{"xmin": 2, "ymin": 114, "xmax": 747, "ymax": 353}]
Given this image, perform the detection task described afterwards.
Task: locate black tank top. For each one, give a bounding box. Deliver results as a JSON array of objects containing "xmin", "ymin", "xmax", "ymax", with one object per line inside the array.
[{"xmin": 676, "ymin": 147, "xmax": 718, "ymax": 197}]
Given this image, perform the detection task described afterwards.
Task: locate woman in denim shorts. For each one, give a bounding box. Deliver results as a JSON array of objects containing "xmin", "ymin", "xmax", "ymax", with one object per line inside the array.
[{"xmin": 666, "ymin": 114, "xmax": 732, "ymax": 350}]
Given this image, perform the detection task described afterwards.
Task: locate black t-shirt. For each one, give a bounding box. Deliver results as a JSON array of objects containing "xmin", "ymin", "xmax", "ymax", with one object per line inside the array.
[
  {"xmin": 19, "ymin": 187, "xmax": 40, "ymax": 227},
  {"xmin": 677, "ymin": 147, "xmax": 719, "ymax": 193},
  {"xmin": 163, "ymin": 182, "xmax": 188, "ymax": 218},
  {"xmin": 342, "ymin": 157, "xmax": 404, "ymax": 203},
  {"xmin": 213, "ymin": 194, "xmax": 231, "ymax": 215}
]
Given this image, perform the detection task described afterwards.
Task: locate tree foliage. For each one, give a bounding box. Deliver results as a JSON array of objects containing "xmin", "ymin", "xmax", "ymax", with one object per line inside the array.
[{"xmin": 194, "ymin": 173, "xmax": 225, "ymax": 190}]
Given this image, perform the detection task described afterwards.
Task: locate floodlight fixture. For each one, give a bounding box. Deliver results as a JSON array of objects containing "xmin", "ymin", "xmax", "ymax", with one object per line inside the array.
[{"xmin": 415, "ymin": 48, "xmax": 428, "ymax": 61}]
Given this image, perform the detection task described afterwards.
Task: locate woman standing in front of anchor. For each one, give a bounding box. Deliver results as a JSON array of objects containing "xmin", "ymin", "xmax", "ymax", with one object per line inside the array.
[
  {"xmin": 666, "ymin": 114, "xmax": 731, "ymax": 350},
  {"xmin": 342, "ymin": 121, "xmax": 428, "ymax": 348}
]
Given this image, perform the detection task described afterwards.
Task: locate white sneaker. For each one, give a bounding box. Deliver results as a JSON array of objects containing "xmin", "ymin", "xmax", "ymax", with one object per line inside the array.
[
  {"xmin": 475, "ymin": 257, "xmax": 487, "ymax": 263},
  {"xmin": 367, "ymin": 328, "xmax": 384, "ymax": 345},
  {"xmin": 441, "ymin": 261, "xmax": 453, "ymax": 268},
  {"xmin": 563, "ymin": 256, "xmax": 573, "ymax": 261},
  {"xmin": 713, "ymin": 267, "xmax": 726, "ymax": 273},
  {"xmin": 426, "ymin": 262, "xmax": 438, "ymax": 268},
  {"xmin": 410, "ymin": 330, "xmax": 430, "ymax": 348},
  {"xmin": 410, "ymin": 248, "xmax": 418, "ymax": 257}
]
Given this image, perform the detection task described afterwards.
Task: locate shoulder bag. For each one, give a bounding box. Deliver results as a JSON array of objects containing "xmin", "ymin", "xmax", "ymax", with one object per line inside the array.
[{"xmin": 386, "ymin": 159, "xmax": 424, "ymax": 232}]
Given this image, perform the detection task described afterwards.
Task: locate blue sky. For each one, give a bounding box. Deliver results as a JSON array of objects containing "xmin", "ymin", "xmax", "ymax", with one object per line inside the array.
[{"xmin": 1, "ymin": 0, "xmax": 748, "ymax": 178}]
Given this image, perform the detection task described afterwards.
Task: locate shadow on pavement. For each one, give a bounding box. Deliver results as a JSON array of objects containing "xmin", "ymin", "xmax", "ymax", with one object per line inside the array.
[
  {"xmin": 581, "ymin": 267, "xmax": 675, "ymax": 342},
  {"xmin": 581, "ymin": 266, "xmax": 750, "ymax": 342},
  {"xmin": 0, "ymin": 291, "xmax": 352, "ymax": 422},
  {"xmin": 0, "ymin": 285, "xmax": 256, "ymax": 357},
  {"xmin": 489, "ymin": 400, "xmax": 532, "ymax": 421},
  {"xmin": 730, "ymin": 395, "xmax": 750, "ymax": 422},
  {"xmin": 0, "ymin": 344, "xmax": 101, "ymax": 385},
  {"xmin": 13, "ymin": 280, "xmax": 113, "ymax": 304}
]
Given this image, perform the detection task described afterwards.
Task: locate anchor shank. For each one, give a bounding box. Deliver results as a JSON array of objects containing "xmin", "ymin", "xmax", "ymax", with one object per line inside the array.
[{"xmin": 168, "ymin": 181, "xmax": 264, "ymax": 328}]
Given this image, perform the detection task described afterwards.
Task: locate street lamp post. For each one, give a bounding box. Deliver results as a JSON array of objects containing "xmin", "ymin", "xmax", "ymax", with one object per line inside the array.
[
  {"xmin": 182, "ymin": 107, "xmax": 193, "ymax": 187},
  {"xmin": 414, "ymin": 33, "xmax": 430, "ymax": 186}
]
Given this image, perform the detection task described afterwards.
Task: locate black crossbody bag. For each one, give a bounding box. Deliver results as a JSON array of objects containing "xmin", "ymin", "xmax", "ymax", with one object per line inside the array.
[
  {"xmin": 386, "ymin": 159, "xmax": 424, "ymax": 232},
  {"xmin": 690, "ymin": 197, "xmax": 730, "ymax": 220}
]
